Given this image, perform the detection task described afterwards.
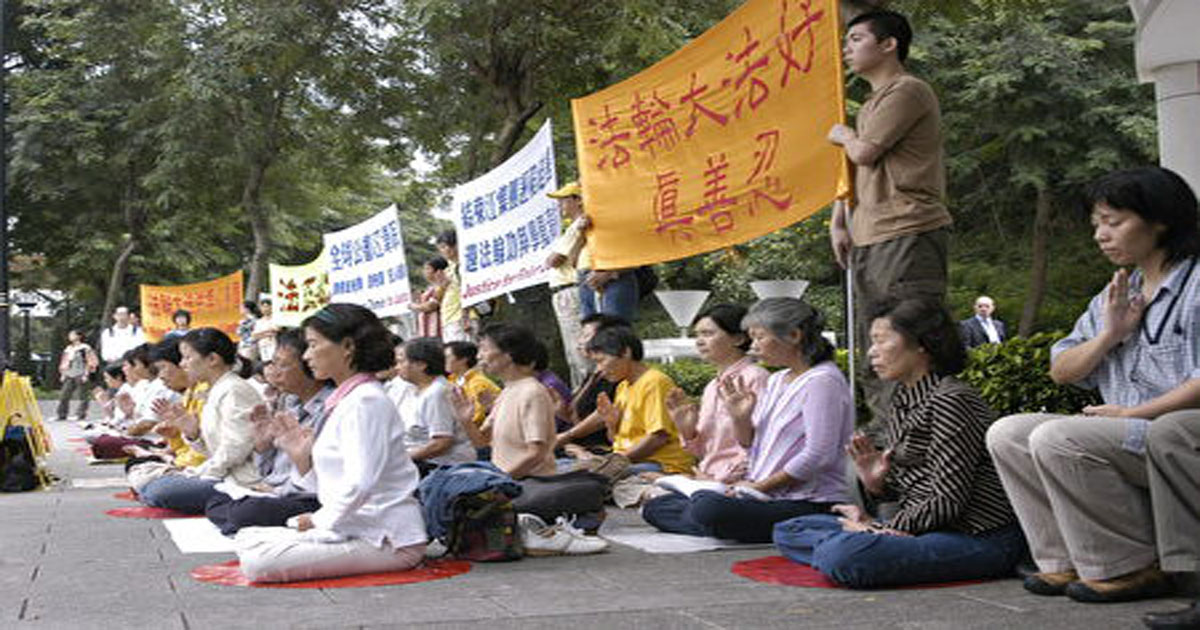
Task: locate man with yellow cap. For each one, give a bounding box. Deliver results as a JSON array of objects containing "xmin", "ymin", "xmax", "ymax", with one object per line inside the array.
[{"xmin": 546, "ymin": 181, "xmax": 590, "ymax": 388}]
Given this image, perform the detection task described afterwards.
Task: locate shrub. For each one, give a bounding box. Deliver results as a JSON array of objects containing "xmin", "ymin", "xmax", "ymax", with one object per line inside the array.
[
  {"xmin": 959, "ymin": 333, "xmax": 1101, "ymax": 417},
  {"xmin": 650, "ymin": 359, "xmax": 717, "ymax": 397}
]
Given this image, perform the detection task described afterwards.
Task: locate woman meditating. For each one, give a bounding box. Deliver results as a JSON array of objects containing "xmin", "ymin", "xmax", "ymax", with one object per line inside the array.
[
  {"xmin": 773, "ymin": 298, "xmax": 1025, "ymax": 588},
  {"xmin": 987, "ymin": 167, "xmax": 1200, "ymax": 603},
  {"xmin": 235, "ymin": 303, "xmax": 427, "ymax": 583},
  {"xmin": 642, "ymin": 298, "xmax": 851, "ymax": 543},
  {"xmin": 139, "ymin": 329, "xmax": 262, "ymax": 513}
]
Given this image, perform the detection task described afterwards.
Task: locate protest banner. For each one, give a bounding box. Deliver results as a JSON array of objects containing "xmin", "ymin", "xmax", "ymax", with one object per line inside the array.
[
  {"xmin": 269, "ymin": 248, "xmax": 331, "ymax": 328},
  {"xmin": 572, "ymin": 0, "xmax": 849, "ymax": 269},
  {"xmin": 322, "ymin": 205, "xmax": 412, "ymax": 318},
  {"xmin": 450, "ymin": 119, "xmax": 558, "ymax": 306},
  {"xmin": 140, "ymin": 271, "xmax": 244, "ymax": 342}
]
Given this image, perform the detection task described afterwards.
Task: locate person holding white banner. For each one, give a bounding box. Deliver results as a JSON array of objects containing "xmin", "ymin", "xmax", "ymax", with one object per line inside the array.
[
  {"xmin": 545, "ymin": 181, "xmax": 590, "ymax": 389},
  {"xmin": 436, "ymin": 230, "xmax": 476, "ymax": 342}
]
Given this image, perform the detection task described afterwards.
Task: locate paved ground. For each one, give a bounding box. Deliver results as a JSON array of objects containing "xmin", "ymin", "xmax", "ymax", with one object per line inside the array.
[{"xmin": 0, "ymin": 401, "xmax": 1189, "ymax": 629}]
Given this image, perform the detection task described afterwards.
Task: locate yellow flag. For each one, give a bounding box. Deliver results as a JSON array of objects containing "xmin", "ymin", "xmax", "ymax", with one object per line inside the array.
[
  {"xmin": 139, "ymin": 271, "xmax": 245, "ymax": 342},
  {"xmin": 270, "ymin": 249, "xmax": 332, "ymax": 328},
  {"xmin": 572, "ymin": 0, "xmax": 849, "ymax": 268}
]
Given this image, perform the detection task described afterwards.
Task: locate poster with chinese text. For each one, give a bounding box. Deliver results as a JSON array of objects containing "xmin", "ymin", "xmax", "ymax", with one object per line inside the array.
[
  {"xmin": 322, "ymin": 206, "xmax": 412, "ymax": 318},
  {"xmin": 450, "ymin": 119, "xmax": 558, "ymax": 307},
  {"xmin": 269, "ymin": 249, "xmax": 331, "ymax": 328},
  {"xmin": 139, "ymin": 271, "xmax": 244, "ymax": 342},
  {"xmin": 572, "ymin": 0, "xmax": 849, "ymax": 268}
]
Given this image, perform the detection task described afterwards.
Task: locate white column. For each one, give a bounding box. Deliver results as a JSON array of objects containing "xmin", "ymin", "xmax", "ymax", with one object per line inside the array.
[{"xmin": 1151, "ymin": 62, "xmax": 1200, "ymax": 192}]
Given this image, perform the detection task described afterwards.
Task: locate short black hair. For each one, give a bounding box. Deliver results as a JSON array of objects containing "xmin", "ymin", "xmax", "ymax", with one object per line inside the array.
[
  {"xmin": 181, "ymin": 328, "xmax": 238, "ymax": 366},
  {"xmin": 1084, "ymin": 166, "xmax": 1200, "ymax": 269},
  {"xmin": 172, "ymin": 309, "xmax": 192, "ymax": 325},
  {"xmin": 695, "ymin": 303, "xmax": 751, "ymax": 352},
  {"xmin": 587, "ymin": 325, "xmax": 644, "ymax": 361},
  {"xmin": 425, "ymin": 256, "xmax": 449, "ymax": 272},
  {"xmin": 847, "ymin": 10, "xmax": 913, "ymax": 62},
  {"xmin": 435, "ymin": 229, "xmax": 457, "ymax": 248},
  {"xmin": 104, "ymin": 363, "xmax": 126, "ymax": 381},
  {"xmin": 123, "ymin": 343, "xmax": 153, "ymax": 369},
  {"xmin": 150, "ymin": 337, "xmax": 182, "ymax": 366},
  {"xmin": 480, "ymin": 323, "xmax": 539, "ymax": 367},
  {"xmin": 242, "ymin": 300, "xmax": 262, "ymax": 318},
  {"xmin": 445, "ymin": 341, "xmax": 479, "ymax": 368},
  {"xmin": 275, "ymin": 328, "xmax": 315, "ymax": 380},
  {"xmin": 302, "ymin": 303, "xmax": 394, "ymax": 373},
  {"xmin": 871, "ymin": 298, "xmax": 966, "ymax": 376},
  {"xmin": 580, "ymin": 313, "xmax": 629, "ymax": 329},
  {"xmin": 404, "ymin": 338, "xmax": 446, "ymax": 376}
]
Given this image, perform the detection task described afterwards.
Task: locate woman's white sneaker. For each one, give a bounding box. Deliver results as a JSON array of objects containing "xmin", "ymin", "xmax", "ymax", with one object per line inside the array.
[{"xmin": 518, "ymin": 514, "xmax": 608, "ymax": 556}]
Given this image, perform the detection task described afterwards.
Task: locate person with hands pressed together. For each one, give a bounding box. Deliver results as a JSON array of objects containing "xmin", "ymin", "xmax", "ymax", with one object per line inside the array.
[
  {"xmin": 234, "ymin": 304, "xmax": 426, "ymax": 583},
  {"xmin": 475, "ymin": 324, "xmax": 558, "ymax": 479},
  {"xmin": 828, "ymin": 10, "xmax": 951, "ymax": 422},
  {"xmin": 774, "ymin": 298, "xmax": 1023, "ymax": 588},
  {"xmin": 395, "ymin": 337, "xmax": 475, "ymax": 474},
  {"xmin": 987, "ymin": 167, "xmax": 1200, "ymax": 604},
  {"xmin": 642, "ymin": 298, "xmax": 850, "ymax": 543}
]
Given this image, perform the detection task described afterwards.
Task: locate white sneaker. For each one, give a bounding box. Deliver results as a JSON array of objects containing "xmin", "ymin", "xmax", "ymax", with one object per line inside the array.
[{"xmin": 519, "ymin": 514, "xmax": 608, "ymax": 556}]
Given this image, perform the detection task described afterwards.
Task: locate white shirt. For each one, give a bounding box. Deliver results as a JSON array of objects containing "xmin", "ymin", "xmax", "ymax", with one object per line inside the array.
[
  {"xmin": 191, "ymin": 371, "xmax": 264, "ymax": 485},
  {"xmin": 253, "ymin": 317, "xmax": 278, "ymax": 362},
  {"xmin": 977, "ymin": 316, "xmax": 1001, "ymax": 344},
  {"xmin": 399, "ymin": 376, "xmax": 475, "ymax": 466},
  {"xmin": 101, "ymin": 324, "xmax": 145, "ymax": 364},
  {"xmin": 309, "ymin": 380, "xmax": 427, "ymax": 548},
  {"xmin": 128, "ymin": 378, "xmax": 179, "ymax": 430}
]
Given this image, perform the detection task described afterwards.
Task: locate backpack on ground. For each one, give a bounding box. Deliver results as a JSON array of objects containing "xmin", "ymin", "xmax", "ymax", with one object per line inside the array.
[
  {"xmin": 1, "ymin": 426, "xmax": 39, "ymax": 493},
  {"xmin": 445, "ymin": 489, "xmax": 523, "ymax": 562}
]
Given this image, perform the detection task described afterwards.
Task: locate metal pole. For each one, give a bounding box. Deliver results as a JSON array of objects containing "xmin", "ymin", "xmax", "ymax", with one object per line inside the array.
[
  {"xmin": 0, "ymin": 0, "xmax": 10, "ymax": 372},
  {"xmin": 839, "ymin": 201, "xmax": 856, "ymax": 416}
]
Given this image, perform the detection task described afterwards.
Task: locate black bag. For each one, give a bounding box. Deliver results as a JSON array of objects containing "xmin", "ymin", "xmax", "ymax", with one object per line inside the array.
[
  {"xmin": 634, "ymin": 266, "xmax": 658, "ymax": 299},
  {"xmin": 446, "ymin": 490, "xmax": 523, "ymax": 562},
  {"xmin": 1, "ymin": 427, "xmax": 39, "ymax": 493},
  {"xmin": 512, "ymin": 470, "xmax": 610, "ymax": 524}
]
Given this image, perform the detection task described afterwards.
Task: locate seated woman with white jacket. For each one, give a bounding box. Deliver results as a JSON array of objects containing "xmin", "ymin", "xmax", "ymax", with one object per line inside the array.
[{"xmin": 235, "ymin": 303, "xmax": 427, "ymax": 583}]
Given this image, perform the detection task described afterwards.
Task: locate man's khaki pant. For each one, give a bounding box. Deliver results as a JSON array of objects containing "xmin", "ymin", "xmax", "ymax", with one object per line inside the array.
[
  {"xmin": 551, "ymin": 286, "xmax": 587, "ymax": 390},
  {"xmin": 986, "ymin": 411, "xmax": 1200, "ymax": 579}
]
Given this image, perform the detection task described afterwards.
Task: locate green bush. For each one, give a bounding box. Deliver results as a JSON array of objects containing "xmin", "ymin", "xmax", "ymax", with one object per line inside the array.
[
  {"xmin": 650, "ymin": 359, "xmax": 717, "ymax": 397},
  {"xmin": 960, "ymin": 333, "xmax": 1101, "ymax": 417}
]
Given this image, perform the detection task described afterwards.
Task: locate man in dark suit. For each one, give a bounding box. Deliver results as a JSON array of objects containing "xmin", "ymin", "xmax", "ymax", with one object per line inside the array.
[{"xmin": 960, "ymin": 295, "xmax": 1006, "ymax": 348}]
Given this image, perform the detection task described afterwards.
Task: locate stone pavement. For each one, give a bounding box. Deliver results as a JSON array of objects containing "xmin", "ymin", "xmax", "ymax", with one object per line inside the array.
[{"xmin": 0, "ymin": 401, "xmax": 1188, "ymax": 629}]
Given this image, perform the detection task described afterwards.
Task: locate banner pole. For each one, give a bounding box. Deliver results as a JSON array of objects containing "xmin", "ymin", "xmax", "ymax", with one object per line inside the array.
[{"xmin": 838, "ymin": 199, "xmax": 856, "ymax": 416}]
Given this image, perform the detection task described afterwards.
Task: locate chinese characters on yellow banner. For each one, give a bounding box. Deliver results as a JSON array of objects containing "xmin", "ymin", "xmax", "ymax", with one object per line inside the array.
[
  {"xmin": 139, "ymin": 271, "xmax": 244, "ymax": 342},
  {"xmin": 270, "ymin": 250, "xmax": 332, "ymax": 328},
  {"xmin": 572, "ymin": 0, "xmax": 849, "ymax": 268}
]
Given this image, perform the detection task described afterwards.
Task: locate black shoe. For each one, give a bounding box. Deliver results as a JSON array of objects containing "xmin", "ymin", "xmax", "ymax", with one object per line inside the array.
[
  {"xmin": 1143, "ymin": 601, "xmax": 1200, "ymax": 629},
  {"xmin": 1024, "ymin": 571, "xmax": 1078, "ymax": 596},
  {"xmin": 1067, "ymin": 567, "xmax": 1172, "ymax": 603}
]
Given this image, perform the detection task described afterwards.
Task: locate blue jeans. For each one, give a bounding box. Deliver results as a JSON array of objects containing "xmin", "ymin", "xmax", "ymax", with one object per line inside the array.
[
  {"xmin": 773, "ymin": 514, "xmax": 1027, "ymax": 588},
  {"xmin": 626, "ymin": 461, "xmax": 663, "ymax": 475},
  {"xmin": 643, "ymin": 490, "xmax": 833, "ymax": 543},
  {"xmin": 578, "ymin": 270, "xmax": 638, "ymax": 323},
  {"xmin": 139, "ymin": 475, "xmax": 219, "ymax": 514}
]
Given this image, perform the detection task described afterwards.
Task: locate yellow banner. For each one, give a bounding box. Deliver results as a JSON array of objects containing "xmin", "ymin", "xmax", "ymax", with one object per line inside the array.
[
  {"xmin": 139, "ymin": 271, "xmax": 244, "ymax": 342},
  {"xmin": 572, "ymin": 0, "xmax": 848, "ymax": 268},
  {"xmin": 269, "ymin": 249, "xmax": 332, "ymax": 328}
]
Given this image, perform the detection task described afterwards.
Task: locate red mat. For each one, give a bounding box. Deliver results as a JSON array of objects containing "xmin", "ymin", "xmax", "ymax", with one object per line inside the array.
[
  {"xmin": 732, "ymin": 556, "xmax": 987, "ymax": 590},
  {"xmin": 113, "ymin": 491, "xmax": 138, "ymax": 502},
  {"xmin": 67, "ymin": 438, "xmax": 87, "ymax": 444},
  {"xmin": 105, "ymin": 506, "xmax": 201, "ymax": 519},
  {"xmin": 74, "ymin": 447, "xmax": 93, "ymax": 454},
  {"xmin": 191, "ymin": 558, "xmax": 471, "ymax": 589}
]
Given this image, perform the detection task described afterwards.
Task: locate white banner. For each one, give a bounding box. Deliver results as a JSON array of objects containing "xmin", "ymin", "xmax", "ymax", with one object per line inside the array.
[
  {"xmin": 450, "ymin": 119, "xmax": 559, "ymax": 306},
  {"xmin": 322, "ymin": 205, "xmax": 412, "ymax": 318}
]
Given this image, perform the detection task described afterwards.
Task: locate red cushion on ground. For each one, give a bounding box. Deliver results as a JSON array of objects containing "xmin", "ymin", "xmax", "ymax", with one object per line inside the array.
[
  {"xmin": 66, "ymin": 438, "xmax": 87, "ymax": 444},
  {"xmin": 112, "ymin": 491, "xmax": 138, "ymax": 502},
  {"xmin": 731, "ymin": 556, "xmax": 988, "ymax": 590},
  {"xmin": 74, "ymin": 447, "xmax": 92, "ymax": 454},
  {"xmin": 190, "ymin": 559, "xmax": 472, "ymax": 589},
  {"xmin": 105, "ymin": 506, "xmax": 201, "ymax": 519}
]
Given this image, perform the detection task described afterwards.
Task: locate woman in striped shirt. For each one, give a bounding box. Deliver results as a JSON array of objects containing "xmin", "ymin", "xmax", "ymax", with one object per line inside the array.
[{"xmin": 774, "ymin": 298, "xmax": 1025, "ymax": 588}]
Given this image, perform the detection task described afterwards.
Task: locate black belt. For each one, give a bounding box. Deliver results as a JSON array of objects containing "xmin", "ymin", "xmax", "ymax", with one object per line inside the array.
[{"xmin": 551, "ymin": 284, "xmax": 577, "ymax": 294}]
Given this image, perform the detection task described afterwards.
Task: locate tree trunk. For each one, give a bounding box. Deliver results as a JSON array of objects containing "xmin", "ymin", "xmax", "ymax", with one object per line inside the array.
[
  {"xmin": 101, "ymin": 177, "xmax": 145, "ymax": 329},
  {"xmin": 1019, "ymin": 186, "xmax": 1052, "ymax": 336},
  {"xmin": 242, "ymin": 159, "xmax": 272, "ymax": 301},
  {"xmin": 487, "ymin": 100, "xmax": 543, "ymax": 167}
]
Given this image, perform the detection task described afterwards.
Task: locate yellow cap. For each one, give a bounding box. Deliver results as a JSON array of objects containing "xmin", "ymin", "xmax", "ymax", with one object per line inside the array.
[{"xmin": 547, "ymin": 181, "xmax": 582, "ymax": 199}]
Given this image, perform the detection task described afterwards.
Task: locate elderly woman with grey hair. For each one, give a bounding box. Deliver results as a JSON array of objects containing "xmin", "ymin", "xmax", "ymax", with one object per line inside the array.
[{"xmin": 641, "ymin": 298, "xmax": 854, "ymax": 543}]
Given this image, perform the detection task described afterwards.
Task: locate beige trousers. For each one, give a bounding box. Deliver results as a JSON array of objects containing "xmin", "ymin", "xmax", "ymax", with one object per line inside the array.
[
  {"xmin": 987, "ymin": 411, "xmax": 1200, "ymax": 580},
  {"xmin": 551, "ymin": 287, "xmax": 587, "ymax": 390},
  {"xmin": 235, "ymin": 527, "xmax": 425, "ymax": 583},
  {"xmin": 1147, "ymin": 410, "xmax": 1200, "ymax": 572}
]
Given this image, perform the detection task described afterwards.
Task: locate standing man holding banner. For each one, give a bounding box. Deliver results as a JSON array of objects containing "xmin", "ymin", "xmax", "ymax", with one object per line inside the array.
[
  {"xmin": 827, "ymin": 10, "xmax": 951, "ymax": 419},
  {"xmin": 545, "ymin": 181, "xmax": 590, "ymax": 389}
]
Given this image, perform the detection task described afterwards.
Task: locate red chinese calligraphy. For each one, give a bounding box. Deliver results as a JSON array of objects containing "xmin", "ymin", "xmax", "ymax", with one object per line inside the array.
[
  {"xmin": 587, "ymin": 104, "xmax": 632, "ymax": 170},
  {"xmin": 746, "ymin": 130, "xmax": 782, "ymax": 184},
  {"xmin": 630, "ymin": 90, "xmax": 680, "ymax": 156},
  {"xmin": 653, "ymin": 170, "xmax": 695, "ymax": 243},
  {"xmin": 776, "ymin": 0, "xmax": 826, "ymax": 88},
  {"xmin": 698, "ymin": 154, "xmax": 736, "ymax": 234},
  {"xmin": 722, "ymin": 27, "xmax": 771, "ymax": 118},
  {"xmin": 748, "ymin": 176, "xmax": 795, "ymax": 213},
  {"xmin": 679, "ymin": 72, "xmax": 729, "ymax": 137}
]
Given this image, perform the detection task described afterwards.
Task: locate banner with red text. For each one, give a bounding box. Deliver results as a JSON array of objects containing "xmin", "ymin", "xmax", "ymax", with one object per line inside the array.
[
  {"xmin": 269, "ymin": 248, "xmax": 331, "ymax": 328},
  {"xmin": 572, "ymin": 0, "xmax": 848, "ymax": 268},
  {"xmin": 140, "ymin": 271, "xmax": 244, "ymax": 342}
]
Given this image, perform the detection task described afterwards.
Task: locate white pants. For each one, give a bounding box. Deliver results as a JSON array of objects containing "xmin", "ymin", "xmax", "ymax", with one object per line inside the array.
[
  {"xmin": 234, "ymin": 526, "xmax": 425, "ymax": 583},
  {"xmin": 551, "ymin": 287, "xmax": 587, "ymax": 389}
]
